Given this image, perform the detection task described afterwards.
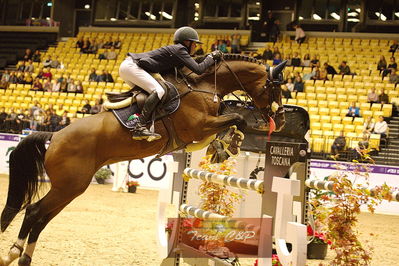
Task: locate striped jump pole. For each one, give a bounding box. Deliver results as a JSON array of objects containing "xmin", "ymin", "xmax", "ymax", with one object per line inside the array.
[
  {"xmin": 180, "ymin": 204, "xmax": 227, "ymax": 219},
  {"xmin": 305, "ymin": 179, "xmax": 399, "ymax": 202},
  {"xmin": 183, "ymin": 168, "xmax": 264, "ymax": 192}
]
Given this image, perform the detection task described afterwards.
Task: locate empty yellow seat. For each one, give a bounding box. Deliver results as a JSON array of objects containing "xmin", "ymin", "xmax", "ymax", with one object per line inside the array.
[
  {"xmin": 322, "ymin": 123, "xmax": 333, "ymax": 131},
  {"xmin": 311, "ymin": 122, "xmax": 321, "ymax": 130},
  {"xmin": 310, "ymin": 114, "xmax": 320, "ymax": 122},
  {"xmin": 344, "ymin": 124, "xmax": 355, "ymax": 132},
  {"xmin": 371, "ymin": 103, "xmax": 382, "ymax": 112},
  {"xmin": 319, "ymin": 107, "xmax": 330, "ymax": 115},
  {"xmin": 382, "ymin": 104, "xmax": 392, "ymax": 117},
  {"xmin": 320, "ymin": 115, "xmax": 331, "ymax": 123},
  {"xmin": 331, "ymin": 116, "xmax": 342, "ymax": 124},
  {"xmin": 342, "ymin": 116, "xmax": 353, "ymax": 125}
]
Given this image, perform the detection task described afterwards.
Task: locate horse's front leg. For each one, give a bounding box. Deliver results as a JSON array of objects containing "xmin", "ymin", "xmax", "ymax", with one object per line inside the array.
[{"xmin": 202, "ymin": 113, "xmax": 246, "ymax": 135}]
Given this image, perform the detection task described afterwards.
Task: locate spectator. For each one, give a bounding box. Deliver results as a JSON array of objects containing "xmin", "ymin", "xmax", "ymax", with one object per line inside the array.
[
  {"xmin": 363, "ymin": 117, "xmax": 375, "ymax": 135},
  {"xmin": 103, "ymin": 37, "xmax": 114, "ymax": 49},
  {"xmin": 272, "ymin": 47, "xmax": 281, "ymax": 59},
  {"xmin": 33, "ymin": 109, "xmax": 45, "ymax": 131},
  {"xmin": 17, "ymin": 61, "xmax": 26, "ymax": 72},
  {"xmin": 88, "ymin": 40, "xmax": 99, "ymax": 54},
  {"xmin": 389, "ymin": 40, "xmax": 398, "ymax": 56},
  {"xmin": 231, "ymin": 34, "xmax": 240, "ymax": 53},
  {"xmin": 81, "ymin": 38, "xmax": 91, "ymax": 53},
  {"xmin": 15, "ymin": 109, "xmax": 29, "ymax": 133},
  {"xmin": 5, "ymin": 108, "xmax": 17, "ymax": 133},
  {"xmin": 367, "ymin": 88, "xmax": 378, "ymax": 104},
  {"xmin": 78, "ymin": 99, "xmax": 91, "ymax": 114},
  {"xmin": 1, "ymin": 70, "xmax": 10, "ymax": 82},
  {"xmin": 269, "ymin": 19, "xmax": 280, "ymax": 43},
  {"xmin": 42, "ymin": 68, "xmax": 52, "ymax": 80},
  {"xmin": 56, "ymin": 111, "xmax": 70, "ymax": 131},
  {"xmin": 91, "ymin": 99, "xmax": 103, "ymax": 114},
  {"xmin": 49, "ymin": 110, "xmax": 60, "ymax": 131},
  {"xmin": 57, "ymin": 74, "xmax": 65, "ymax": 83},
  {"xmin": 194, "ymin": 44, "xmax": 204, "ymax": 56},
  {"xmin": 76, "ymin": 80, "xmax": 84, "ymax": 93},
  {"xmin": 217, "ymin": 40, "xmax": 228, "ymax": 53},
  {"xmin": 0, "ymin": 107, "xmax": 7, "ymax": 131},
  {"xmin": 210, "ymin": 40, "xmax": 218, "ymax": 51},
  {"xmin": 60, "ymin": 81, "xmax": 67, "ymax": 92},
  {"xmin": 262, "ymin": 45, "xmax": 273, "ymax": 61},
  {"xmin": 323, "ymin": 62, "xmax": 337, "ymax": 75},
  {"xmin": 42, "ymin": 110, "xmax": 52, "ymax": 131},
  {"xmin": 51, "ymin": 79, "xmax": 61, "ymax": 92},
  {"xmin": 373, "ymin": 115, "xmax": 388, "ymax": 139},
  {"xmin": 284, "ymin": 53, "xmax": 292, "ymax": 66},
  {"xmin": 223, "ymin": 35, "xmax": 231, "ymax": 47},
  {"xmin": 9, "ymin": 71, "xmax": 18, "ymax": 84},
  {"xmin": 36, "ymin": 68, "xmax": 44, "ymax": 79},
  {"xmin": 273, "ymin": 54, "xmax": 282, "ymax": 65},
  {"xmin": 291, "ymin": 52, "xmax": 301, "ymax": 67},
  {"xmin": 43, "ymin": 56, "xmax": 52, "ymax": 68},
  {"xmin": 331, "ymin": 131, "xmax": 346, "ymax": 159},
  {"xmin": 65, "ymin": 73, "xmax": 73, "ymax": 84},
  {"xmin": 302, "ymin": 54, "xmax": 311, "ymax": 67},
  {"xmin": 104, "ymin": 47, "xmax": 117, "ymax": 60},
  {"xmin": 23, "ymin": 49, "xmax": 32, "ymax": 61},
  {"xmin": 338, "ymin": 61, "xmax": 351, "ymax": 75},
  {"xmin": 32, "ymin": 50, "xmax": 41, "ymax": 63},
  {"xmin": 346, "ymin": 101, "xmax": 360, "ymax": 118},
  {"xmin": 67, "ymin": 79, "xmax": 76, "ymax": 93},
  {"xmin": 354, "ymin": 134, "xmax": 370, "ymax": 161},
  {"xmin": 23, "ymin": 73, "xmax": 33, "ymax": 85},
  {"xmin": 76, "ymin": 37, "xmax": 84, "ymax": 49},
  {"xmin": 294, "ymin": 24, "xmax": 306, "ymax": 44},
  {"xmin": 382, "ymin": 57, "xmax": 397, "ymax": 77},
  {"xmin": 25, "ymin": 60, "xmax": 34, "ymax": 73},
  {"xmin": 286, "ymin": 78, "xmax": 294, "ymax": 92},
  {"xmin": 378, "ymin": 89, "xmax": 389, "ymax": 104},
  {"xmin": 89, "ymin": 68, "xmax": 98, "ymax": 82},
  {"xmin": 50, "ymin": 56, "xmax": 60, "ymax": 69},
  {"xmin": 113, "ymin": 38, "xmax": 122, "ymax": 49},
  {"xmin": 319, "ymin": 67, "xmax": 328, "ymax": 80},
  {"xmin": 310, "ymin": 67, "xmax": 321, "ymax": 80},
  {"xmin": 281, "ymin": 85, "xmax": 291, "ymax": 99},
  {"xmin": 390, "ymin": 68, "xmax": 399, "ymax": 85},
  {"xmin": 264, "ymin": 11, "xmax": 276, "ymax": 42},
  {"xmin": 377, "ymin": 55, "xmax": 387, "ymax": 72},
  {"xmin": 98, "ymin": 70, "xmax": 114, "ymax": 83},
  {"xmin": 43, "ymin": 77, "xmax": 52, "ymax": 91},
  {"xmin": 310, "ymin": 55, "xmax": 319, "ymax": 67},
  {"xmin": 31, "ymin": 78, "xmax": 43, "ymax": 91},
  {"xmin": 293, "ymin": 76, "xmax": 304, "ymax": 92}
]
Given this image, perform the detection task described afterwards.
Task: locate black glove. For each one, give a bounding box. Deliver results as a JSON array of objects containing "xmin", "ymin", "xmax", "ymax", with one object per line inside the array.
[{"xmin": 210, "ymin": 50, "xmax": 223, "ymax": 61}]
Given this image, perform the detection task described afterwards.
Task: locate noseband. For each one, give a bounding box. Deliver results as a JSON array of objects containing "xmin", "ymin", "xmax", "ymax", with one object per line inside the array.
[{"xmin": 221, "ymin": 59, "xmax": 284, "ymax": 121}]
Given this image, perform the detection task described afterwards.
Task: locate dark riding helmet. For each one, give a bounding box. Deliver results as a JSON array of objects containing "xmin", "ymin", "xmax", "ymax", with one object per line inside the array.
[{"xmin": 173, "ymin": 26, "xmax": 203, "ymax": 44}]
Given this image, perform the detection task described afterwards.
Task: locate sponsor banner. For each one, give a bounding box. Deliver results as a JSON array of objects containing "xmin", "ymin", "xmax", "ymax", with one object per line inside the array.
[
  {"xmin": 311, "ymin": 159, "xmax": 399, "ymax": 176},
  {"xmin": 167, "ymin": 217, "xmax": 272, "ymax": 258},
  {"xmin": 309, "ymin": 159, "xmax": 399, "ymax": 215}
]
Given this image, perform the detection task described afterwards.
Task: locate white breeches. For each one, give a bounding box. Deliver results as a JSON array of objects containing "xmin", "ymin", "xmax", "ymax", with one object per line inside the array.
[{"xmin": 119, "ymin": 56, "xmax": 165, "ymax": 100}]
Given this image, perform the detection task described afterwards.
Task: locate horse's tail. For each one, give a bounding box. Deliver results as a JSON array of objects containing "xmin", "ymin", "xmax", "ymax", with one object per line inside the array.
[{"xmin": 1, "ymin": 132, "xmax": 53, "ymax": 232}]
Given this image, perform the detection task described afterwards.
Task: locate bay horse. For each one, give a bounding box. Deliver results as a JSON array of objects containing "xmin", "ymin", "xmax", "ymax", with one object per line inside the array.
[{"xmin": 0, "ymin": 55, "xmax": 286, "ymax": 265}]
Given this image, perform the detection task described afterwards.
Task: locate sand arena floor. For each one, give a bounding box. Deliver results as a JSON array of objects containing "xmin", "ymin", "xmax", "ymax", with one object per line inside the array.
[{"xmin": 1, "ymin": 175, "xmax": 399, "ymax": 266}]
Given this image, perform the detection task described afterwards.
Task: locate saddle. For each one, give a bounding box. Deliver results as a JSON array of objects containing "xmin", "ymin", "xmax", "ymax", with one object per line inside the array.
[
  {"xmin": 104, "ymin": 79, "xmax": 180, "ymax": 130},
  {"xmin": 104, "ymin": 78, "xmax": 187, "ymax": 156}
]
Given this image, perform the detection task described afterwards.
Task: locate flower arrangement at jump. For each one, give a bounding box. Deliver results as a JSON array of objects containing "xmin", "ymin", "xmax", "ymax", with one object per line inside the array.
[
  {"xmin": 308, "ymin": 160, "xmax": 393, "ymax": 265},
  {"xmin": 126, "ymin": 180, "xmax": 140, "ymax": 193}
]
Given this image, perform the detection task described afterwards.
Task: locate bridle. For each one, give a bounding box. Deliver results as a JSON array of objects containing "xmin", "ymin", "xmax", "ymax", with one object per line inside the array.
[{"xmin": 221, "ymin": 58, "xmax": 284, "ymax": 122}]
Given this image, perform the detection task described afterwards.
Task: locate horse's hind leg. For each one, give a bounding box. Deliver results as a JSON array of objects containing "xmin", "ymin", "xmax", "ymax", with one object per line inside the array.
[
  {"xmin": 18, "ymin": 202, "xmax": 71, "ymax": 266},
  {"xmin": 1, "ymin": 186, "xmax": 88, "ymax": 266}
]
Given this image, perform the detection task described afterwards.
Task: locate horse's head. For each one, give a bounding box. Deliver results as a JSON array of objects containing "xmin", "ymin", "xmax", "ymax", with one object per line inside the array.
[{"xmin": 217, "ymin": 56, "xmax": 287, "ymax": 133}]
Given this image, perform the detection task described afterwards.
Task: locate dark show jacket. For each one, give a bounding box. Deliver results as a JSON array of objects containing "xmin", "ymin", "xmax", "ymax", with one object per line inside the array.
[{"xmin": 128, "ymin": 43, "xmax": 215, "ymax": 75}]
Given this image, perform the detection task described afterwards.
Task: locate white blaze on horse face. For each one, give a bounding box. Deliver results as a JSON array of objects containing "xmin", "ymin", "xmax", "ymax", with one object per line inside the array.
[{"xmin": 271, "ymin": 101, "xmax": 279, "ymax": 113}]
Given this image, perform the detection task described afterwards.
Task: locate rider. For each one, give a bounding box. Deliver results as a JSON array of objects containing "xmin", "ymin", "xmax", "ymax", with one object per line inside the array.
[{"xmin": 119, "ymin": 26, "xmax": 223, "ymax": 141}]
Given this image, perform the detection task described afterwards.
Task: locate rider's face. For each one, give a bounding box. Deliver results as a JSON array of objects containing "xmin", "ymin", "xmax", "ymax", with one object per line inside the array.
[{"xmin": 190, "ymin": 42, "xmax": 197, "ymax": 55}]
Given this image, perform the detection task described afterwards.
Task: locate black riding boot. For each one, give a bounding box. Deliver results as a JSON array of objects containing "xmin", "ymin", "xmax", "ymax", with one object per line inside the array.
[{"xmin": 130, "ymin": 92, "xmax": 162, "ymax": 141}]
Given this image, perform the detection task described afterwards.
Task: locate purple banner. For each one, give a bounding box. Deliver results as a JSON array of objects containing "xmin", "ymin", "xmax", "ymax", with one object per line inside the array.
[
  {"xmin": 311, "ymin": 159, "xmax": 399, "ymax": 176},
  {"xmin": 0, "ymin": 134, "xmax": 20, "ymax": 142}
]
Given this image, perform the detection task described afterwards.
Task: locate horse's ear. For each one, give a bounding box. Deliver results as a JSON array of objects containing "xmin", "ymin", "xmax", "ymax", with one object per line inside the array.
[{"xmin": 271, "ymin": 60, "xmax": 288, "ymax": 80}]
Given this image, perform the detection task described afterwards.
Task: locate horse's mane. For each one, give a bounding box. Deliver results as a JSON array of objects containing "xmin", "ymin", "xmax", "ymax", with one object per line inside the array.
[
  {"xmin": 183, "ymin": 53, "xmax": 264, "ymax": 83},
  {"xmin": 194, "ymin": 53, "xmax": 263, "ymax": 65}
]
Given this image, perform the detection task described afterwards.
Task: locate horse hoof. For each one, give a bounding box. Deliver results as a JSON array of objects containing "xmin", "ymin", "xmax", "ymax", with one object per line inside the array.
[{"xmin": 18, "ymin": 254, "xmax": 31, "ymax": 266}]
